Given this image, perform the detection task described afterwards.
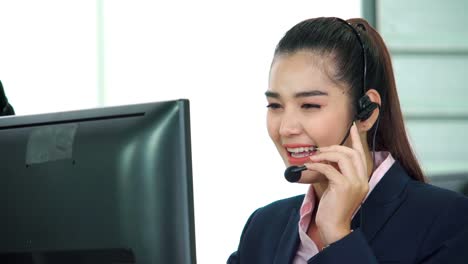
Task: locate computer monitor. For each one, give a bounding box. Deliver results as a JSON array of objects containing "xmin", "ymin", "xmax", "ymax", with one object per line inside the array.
[{"xmin": 0, "ymin": 99, "xmax": 196, "ymax": 264}]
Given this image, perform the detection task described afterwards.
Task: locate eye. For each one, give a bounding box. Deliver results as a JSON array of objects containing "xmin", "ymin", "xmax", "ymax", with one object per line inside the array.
[
  {"xmin": 266, "ymin": 103, "xmax": 282, "ymax": 109},
  {"xmin": 301, "ymin": 103, "xmax": 321, "ymax": 109}
]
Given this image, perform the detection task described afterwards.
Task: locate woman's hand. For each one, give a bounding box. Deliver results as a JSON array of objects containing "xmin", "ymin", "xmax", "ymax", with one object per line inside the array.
[{"xmin": 303, "ymin": 122, "xmax": 370, "ymax": 246}]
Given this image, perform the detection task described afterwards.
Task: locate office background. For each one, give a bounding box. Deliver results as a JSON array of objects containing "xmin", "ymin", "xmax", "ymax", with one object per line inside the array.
[{"xmin": 1, "ymin": 0, "xmax": 466, "ymax": 263}]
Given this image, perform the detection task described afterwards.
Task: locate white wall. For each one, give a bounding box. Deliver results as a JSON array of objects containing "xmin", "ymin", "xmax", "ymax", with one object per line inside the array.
[
  {"xmin": 0, "ymin": 1, "xmax": 360, "ymax": 263},
  {"xmin": 0, "ymin": 1, "xmax": 98, "ymax": 114}
]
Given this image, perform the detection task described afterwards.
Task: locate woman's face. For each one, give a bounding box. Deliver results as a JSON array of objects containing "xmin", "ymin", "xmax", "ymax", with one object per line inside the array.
[{"xmin": 267, "ymin": 51, "xmax": 354, "ymax": 172}]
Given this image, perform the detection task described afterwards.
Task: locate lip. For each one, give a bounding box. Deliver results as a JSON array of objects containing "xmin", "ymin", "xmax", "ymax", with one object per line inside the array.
[{"xmin": 283, "ymin": 143, "xmax": 318, "ymax": 165}]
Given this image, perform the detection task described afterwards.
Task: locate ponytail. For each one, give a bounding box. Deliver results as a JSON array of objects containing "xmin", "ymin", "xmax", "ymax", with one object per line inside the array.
[{"xmin": 348, "ymin": 18, "xmax": 425, "ymax": 182}]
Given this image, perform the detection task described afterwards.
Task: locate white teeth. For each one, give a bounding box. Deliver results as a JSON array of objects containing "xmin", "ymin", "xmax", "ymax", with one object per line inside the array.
[
  {"xmin": 286, "ymin": 146, "xmax": 316, "ymax": 153},
  {"xmin": 286, "ymin": 147, "xmax": 299, "ymax": 153},
  {"xmin": 291, "ymin": 152, "xmax": 312, "ymax": 158}
]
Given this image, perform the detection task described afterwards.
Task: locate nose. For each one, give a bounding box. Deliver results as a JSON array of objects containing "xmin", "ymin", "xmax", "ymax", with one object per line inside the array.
[{"xmin": 279, "ymin": 111, "xmax": 302, "ymax": 137}]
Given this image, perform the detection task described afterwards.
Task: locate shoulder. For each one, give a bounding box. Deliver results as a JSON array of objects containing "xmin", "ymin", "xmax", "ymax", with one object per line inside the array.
[
  {"xmin": 256, "ymin": 194, "xmax": 304, "ymax": 215},
  {"xmin": 397, "ymin": 170, "xmax": 468, "ymax": 230},
  {"xmin": 242, "ymin": 194, "xmax": 304, "ymax": 230},
  {"xmin": 406, "ymin": 179, "xmax": 468, "ymax": 215},
  {"xmin": 371, "ymin": 161, "xmax": 468, "ymax": 241},
  {"xmin": 403, "ymin": 178, "xmax": 468, "ymax": 258},
  {"xmin": 382, "ymin": 161, "xmax": 468, "ymax": 216},
  {"xmin": 236, "ymin": 195, "xmax": 303, "ymax": 250},
  {"xmin": 246, "ymin": 194, "xmax": 304, "ymax": 227},
  {"xmin": 229, "ymin": 195, "xmax": 304, "ymax": 263}
]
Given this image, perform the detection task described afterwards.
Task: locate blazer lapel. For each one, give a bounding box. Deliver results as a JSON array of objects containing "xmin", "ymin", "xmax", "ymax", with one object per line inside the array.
[
  {"xmin": 353, "ymin": 161, "xmax": 411, "ymax": 242},
  {"xmin": 273, "ymin": 208, "xmax": 300, "ymax": 264}
]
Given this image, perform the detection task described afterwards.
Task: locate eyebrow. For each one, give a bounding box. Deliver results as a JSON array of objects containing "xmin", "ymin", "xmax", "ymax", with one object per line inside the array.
[{"xmin": 265, "ymin": 90, "xmax": 328, "ymax": 98}]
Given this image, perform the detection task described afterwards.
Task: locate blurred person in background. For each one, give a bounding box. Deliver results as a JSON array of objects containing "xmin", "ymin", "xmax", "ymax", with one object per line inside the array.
[{"xmin": 0, "ymin": 80, "xmax": 15, "ymax": 116}]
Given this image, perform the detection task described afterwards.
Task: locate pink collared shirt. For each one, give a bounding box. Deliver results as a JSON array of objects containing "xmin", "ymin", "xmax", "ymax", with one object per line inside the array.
[{"xmin": 292, "ymin": 151, "xmax": 395, "ymax": 263}]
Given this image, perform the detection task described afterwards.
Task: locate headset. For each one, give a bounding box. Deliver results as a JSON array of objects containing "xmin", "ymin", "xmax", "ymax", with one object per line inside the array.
[
  {"xmin": 338, "ymin": 18, "xmax": 381, "ymax": 176},
  {"xmin": 337, "ymin": 18, "xmax": 380, "ymax": 122}
]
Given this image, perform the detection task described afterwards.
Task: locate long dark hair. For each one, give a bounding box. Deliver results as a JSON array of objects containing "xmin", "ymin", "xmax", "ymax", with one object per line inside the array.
[{"xmin": 273, "ymin": 17, "xmax": 425, "ymax": 182}]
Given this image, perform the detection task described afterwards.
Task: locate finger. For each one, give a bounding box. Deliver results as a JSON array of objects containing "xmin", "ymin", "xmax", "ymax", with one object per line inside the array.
[
  {"xmin": 316, "ymin": 145, "xmax": 366, "ymax": 180},
  {"xmin": 350, "ymin": 121, "xmax": 366, "ymax": 163},
  {"xmin": 317, "ymin": 145, "xmax": 354, "ymax": 154},
  {"xmin": 302, "ymin": 162, "xmax": 343, "ymax": 184},
  {"xmin": 350, "ymin": 122, "xmax": 368, "ymax": 179},
  {"xmin": 309, "ymin": 152, "xmax": 358, "ymax": 183}
]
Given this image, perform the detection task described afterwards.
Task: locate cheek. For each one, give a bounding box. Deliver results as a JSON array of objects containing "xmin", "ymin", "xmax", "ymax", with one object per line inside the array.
[
  {"xmin": 302, "ymin": 112, "xmax": 349, "ymax": 146},
  {"xmin": 266, "ymin": 113, "xmax": 280, "ymax": 141}
]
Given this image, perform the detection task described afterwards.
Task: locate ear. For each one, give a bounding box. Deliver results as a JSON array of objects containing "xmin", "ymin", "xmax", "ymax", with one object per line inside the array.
[{"xmin": 357, "ymin": 88, "xmax": 381, "ymax": 132}]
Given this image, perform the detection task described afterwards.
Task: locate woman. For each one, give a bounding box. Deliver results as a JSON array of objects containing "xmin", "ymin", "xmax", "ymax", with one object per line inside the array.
[{"xmin": 228, "ymin": 17, "xmax": 468, "ymax": 263}]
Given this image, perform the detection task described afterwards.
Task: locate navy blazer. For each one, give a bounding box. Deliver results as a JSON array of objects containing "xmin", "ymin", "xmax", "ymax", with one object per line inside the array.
[{"xmin": 228, "ymin": 162, "xmax": 468, "ymax": 263}]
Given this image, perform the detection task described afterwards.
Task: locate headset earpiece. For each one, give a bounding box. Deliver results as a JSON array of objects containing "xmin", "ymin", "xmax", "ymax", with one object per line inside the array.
[{"xmin": 356, "ymin": 94, "xmax": 378, "ymax": 121}]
